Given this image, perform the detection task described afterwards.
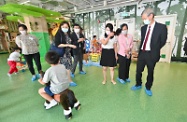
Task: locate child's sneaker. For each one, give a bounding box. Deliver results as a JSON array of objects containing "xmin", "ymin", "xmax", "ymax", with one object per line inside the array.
[
  {"xmin": 44, "ymin": 100, "xmax": 50, "ymax": 107},
  {"xmin": 45, "ymin": 99, "xmax": 58, "ymax": 109},
  {"xmin": 7, "ymin": 73, "xmax": 11, "ymax": 77},
  {"xmin": 15, "ymin": 72, "xmax": 19, "ymax": 75}
]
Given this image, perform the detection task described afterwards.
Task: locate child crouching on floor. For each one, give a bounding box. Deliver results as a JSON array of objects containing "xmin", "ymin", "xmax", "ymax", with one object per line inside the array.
[
  {"xmin": 38, "ymin": 51, "xmax": 80, "ymax": 119},
  {"xmin": 7, "ymin": 47, "xmax": 21, "ymax": 76}
]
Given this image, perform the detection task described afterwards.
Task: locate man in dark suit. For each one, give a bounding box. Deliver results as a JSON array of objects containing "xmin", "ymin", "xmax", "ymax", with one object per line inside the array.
[
  {"xmin": 70, "ymin": 24, "xmax": 86, "ymax": 78},
  {"xmin": 131, "ymin": 8, "xmax": 167, "ymax": 96}
]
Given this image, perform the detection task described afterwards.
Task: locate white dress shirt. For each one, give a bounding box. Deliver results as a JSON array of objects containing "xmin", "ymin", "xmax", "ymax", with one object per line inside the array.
[{"xmin": 141, "ymin": 21, "xmax": 156, "ymax": 51}]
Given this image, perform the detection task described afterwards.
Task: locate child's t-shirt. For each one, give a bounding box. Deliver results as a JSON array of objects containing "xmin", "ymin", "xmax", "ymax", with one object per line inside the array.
[
  {"xmin": 43, "ymin": 64, "xmax": 69, "ymax": 94},
  {"xmin": 7, "ymin": 52, "xmax": 21, "ymax": 62}
]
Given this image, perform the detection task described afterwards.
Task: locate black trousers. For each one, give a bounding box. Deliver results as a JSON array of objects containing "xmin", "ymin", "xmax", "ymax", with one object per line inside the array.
[
  {"xmin": 60, "ymin": 89, "xmax": 78, "ymax": 110},
  {"xmin": 24, "ymin": 52, "xmax": 42, "ymax": 75},
  {"xmin": 118, "ymin": 54, "xmax": 131, "ymax": 81},
  {"xmin": 71, "ymin": 49, "xmax": 83, "ymax": 73},
  {"xmin": 136, "ymin": 51, "xmax": 156, "ymax": 90}
]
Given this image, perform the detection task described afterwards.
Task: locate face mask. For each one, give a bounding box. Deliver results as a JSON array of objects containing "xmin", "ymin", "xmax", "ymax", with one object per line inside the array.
[
  {"xmin": 143, "ymin": 19, "xmax": 150, "ymax": 25},
  {"xmin": 20, "ymin": 30, "xmax": 26, "ymax": 35},
  {"xmin": 61, "ymin": 28, "xmax": 69, "ymax": 33},
  {"xmin": 121, "ymin": 30, "xmax": 128, "ymax": 35},
  {"xmin": 74, "ymin": 29, "xmax": 80, "ymax": 33},
  {"xmin": 105, "ymin": 30, "xmax": 110, "ymax": 35}
]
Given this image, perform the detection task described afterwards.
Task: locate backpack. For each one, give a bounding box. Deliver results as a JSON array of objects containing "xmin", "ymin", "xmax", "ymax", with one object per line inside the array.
[{"xmin": 183, "ymin": 37, "xmax": 187, "ymax": 55}]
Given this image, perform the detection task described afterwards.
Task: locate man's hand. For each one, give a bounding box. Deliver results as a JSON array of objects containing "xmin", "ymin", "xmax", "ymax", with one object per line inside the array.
[{"xmin": 78, "ymin": 38, "xmax": 85, "ymax": 42}]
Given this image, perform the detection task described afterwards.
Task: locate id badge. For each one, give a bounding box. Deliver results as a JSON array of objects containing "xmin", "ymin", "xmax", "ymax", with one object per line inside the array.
[{"xmin": 29, "ymin": 37, "xmax": 34, "ymax": 40}]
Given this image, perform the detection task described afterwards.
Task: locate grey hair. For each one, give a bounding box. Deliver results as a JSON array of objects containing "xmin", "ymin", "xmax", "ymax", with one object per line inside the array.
[{"xmin": 141, "ymin": 8, "xmax": 155, "ymax": 17}]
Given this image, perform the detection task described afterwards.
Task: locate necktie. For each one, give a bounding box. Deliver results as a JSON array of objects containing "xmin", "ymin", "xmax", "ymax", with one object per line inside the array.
[{"xmin": 142, "ymin": 26, "xmax": 151, "ymax": 51}]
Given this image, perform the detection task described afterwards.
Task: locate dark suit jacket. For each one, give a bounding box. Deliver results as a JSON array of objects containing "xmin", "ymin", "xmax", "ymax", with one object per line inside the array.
[
  {"xmin": 139, "ymin": 22, "xmax": 167, "ymax": 62},
  {"xmin": 54, "ymin": 30, "xmax": 67, "ymax": 46},
  {"xmin": 70, "ymin": 32, "xmax": 85, "ymax": 55}
]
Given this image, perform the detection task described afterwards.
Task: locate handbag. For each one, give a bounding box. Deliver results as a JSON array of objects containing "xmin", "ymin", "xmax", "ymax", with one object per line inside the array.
[
  {"xmin": 49, "ymin": 33, "xmax": 64, "ymax": 57},
  {"xmin": 50, "ymin": 43, "xmax": 64, "ymax": 57}
]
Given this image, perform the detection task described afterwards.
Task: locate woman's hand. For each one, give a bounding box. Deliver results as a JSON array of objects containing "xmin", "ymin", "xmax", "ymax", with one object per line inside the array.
[
  {"xmin": 78, "ymin": 38, "xmax": 85, "ymax": 42},
  {"xmin": 108, "ymin": 32, "xmax": 114, "ymax": 38},
  {"xmin": 126, "ymin": 54, "xmax": 131, "ymax": 59},
  {"xmin": 125, "ymin": 49, "xmax": 130, "ymax": 54}
]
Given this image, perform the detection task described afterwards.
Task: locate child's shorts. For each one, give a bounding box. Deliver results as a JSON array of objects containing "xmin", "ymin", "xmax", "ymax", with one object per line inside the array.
[{"xmin": 44, "ymin": 86, "xmax": 54, "ymax": 96}]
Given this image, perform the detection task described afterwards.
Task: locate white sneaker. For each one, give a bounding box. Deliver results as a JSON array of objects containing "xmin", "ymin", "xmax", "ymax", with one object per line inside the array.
[
  {"xmin": 45, "ymin": 100, "xmax": 58, "ymax": 109},
  {"xmin": 44, "ymin": 101, "xmax": 49, "ymax": 107},
  {"xmin": 7, "ymin": 73, "xmax": 11, "ymax": 77},
  {"xmin": 15, "ymin": 72, "xmax": 19, "ymax": 75}
]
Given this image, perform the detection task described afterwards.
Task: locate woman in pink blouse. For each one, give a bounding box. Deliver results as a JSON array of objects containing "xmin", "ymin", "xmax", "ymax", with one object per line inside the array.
[{"xmin": 116, "ymin": 23, "xmax": 133, "ymax": 84}]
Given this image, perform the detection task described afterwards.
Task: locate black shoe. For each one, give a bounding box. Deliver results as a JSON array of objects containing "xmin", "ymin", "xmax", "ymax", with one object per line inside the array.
[
  {"xmin": 75, "ymin": 104, "xmax": 81, "ymax": 110},
  {"xmin": 65, "ymin": 113, "xmax": 72, "ymax": 120}
]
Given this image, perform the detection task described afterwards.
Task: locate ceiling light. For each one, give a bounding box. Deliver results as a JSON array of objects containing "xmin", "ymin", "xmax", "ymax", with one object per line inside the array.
[
  {"xmin": 104, "ymin": 0, "xmax": 107, "ymax": 6},
  {"xmin": 74, "ymin": 6, "xmax": 77, "ymax": 12}
]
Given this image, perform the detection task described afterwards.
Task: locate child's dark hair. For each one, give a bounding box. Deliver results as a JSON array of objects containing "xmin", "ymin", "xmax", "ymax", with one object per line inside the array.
[
  {"xmin": 45, "ymin": 51, "xmax": 60, "ymax": 64},
  {"xmin": 13, "ymin": 47, "xmax": 21, "ymax": 51},
  {"xmin": 18, "ymin": 24, "xmax": 28, "ymax": 30},
  {"xmin": 93, "ymin": 35, "xmax": 96, "ymax": 38}
]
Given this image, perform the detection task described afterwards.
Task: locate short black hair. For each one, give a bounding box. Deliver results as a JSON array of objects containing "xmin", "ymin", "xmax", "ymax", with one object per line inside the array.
[
  {"xmin": 13, "ymin": 47, "xmax": 21, "ymax": 51},
  {"xmin": 73, "ymin": 23, "xmax": 80, "ymax": 28},
  {"xmin": 45, "ymin": 51, "xmax": 60, "ymax": 65},
  {"xmin": 120, "ymin": 23, "xmax": 128, "ymax": 30},
  {"xmin": 93, "ymin": 35, "xmax": 97, "ymax": 38},
  {"xmin": 18, "ymin": 24, "xmax": 28, "ymax": 30}
]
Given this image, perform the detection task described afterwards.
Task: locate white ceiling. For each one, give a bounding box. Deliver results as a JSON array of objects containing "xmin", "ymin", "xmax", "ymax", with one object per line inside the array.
[{"xmin": 1, "ymin": 0, "xmax": 160, "ymax": 14}]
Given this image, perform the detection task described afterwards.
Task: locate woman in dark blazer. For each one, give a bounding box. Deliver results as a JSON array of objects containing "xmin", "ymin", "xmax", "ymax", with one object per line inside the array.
[{"xmin": 54, "ymin": 21, "xmax": 77, "ymax": 87}]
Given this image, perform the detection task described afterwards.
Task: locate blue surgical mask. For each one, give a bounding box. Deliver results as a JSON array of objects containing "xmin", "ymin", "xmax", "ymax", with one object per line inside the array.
[
  {"xmin": 143, "ymin": 19, "xmax": 150, "ymax": 25},
  {"xmin": 61, "ymin": 28, "xmax": 69, "ymax": 33}
]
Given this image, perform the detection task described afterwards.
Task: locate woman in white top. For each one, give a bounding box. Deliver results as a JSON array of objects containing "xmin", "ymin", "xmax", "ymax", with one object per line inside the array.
[
  {"xmin": 100, "ymin": 23, "xmax": 118, "ymax": 85},
  {"xmin": 16, "ymin": 24, "xmax": 42, "ymax": 81}
]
